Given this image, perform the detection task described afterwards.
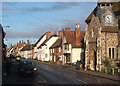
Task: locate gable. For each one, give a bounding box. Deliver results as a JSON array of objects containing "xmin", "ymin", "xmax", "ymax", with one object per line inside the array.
[
  {"xmin": 89, "ymin": 15, "xmax": 101, "ymax": 28},
  {"xmin": 36, "ymin": 35, "xmax": 46, "ymax": 48},
  {"xmin": 63, "ymin": 35, "xmax": 67, "ymax": 44}
]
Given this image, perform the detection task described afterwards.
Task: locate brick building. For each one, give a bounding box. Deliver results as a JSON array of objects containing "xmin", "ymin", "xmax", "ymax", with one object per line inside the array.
[{"xmin": 50, "ymin": 31, "xmax": 63, "ymax": 64}]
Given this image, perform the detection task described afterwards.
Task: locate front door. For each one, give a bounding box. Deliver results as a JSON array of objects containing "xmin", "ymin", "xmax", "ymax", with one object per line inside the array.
[{"xmin": 90, "ymin": 49, "xmax": 97, "ymax": 71}]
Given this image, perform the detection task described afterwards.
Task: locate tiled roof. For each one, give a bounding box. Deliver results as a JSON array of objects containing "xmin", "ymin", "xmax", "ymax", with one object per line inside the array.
[
  {"xmin": 64, "ymin": 31, "xmax": 85, "ymax": 48},
  {"xmin": 20, "ymin": 44, "xmax": 34, "ymax": 51},
  {"xmin": 38, "ymin": 34, "xmax": 58, "ymax": 48},
  {"xmin": 34, "ymin": 34, "xmax": 45, "ymax": 47},
  {"xmin": 17, "ymin": 42, "xmax": 26, "ymax": 48},
  {"xmin": 50, "ymin": 37, "xmax": 62, "ymax": 49}
]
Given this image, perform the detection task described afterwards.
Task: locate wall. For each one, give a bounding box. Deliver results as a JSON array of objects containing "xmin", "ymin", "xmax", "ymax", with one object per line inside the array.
[
  {"xmin": 0, "ymin": 27, "xmax": 2, "ymax": 85},
  {"xmin": 44, "ymin": 37, "xmax": 58, "ymax": 61},
  {"xmin": 33, "ymin": 35, "xmax": 46, "ymax": 59},
  {"xmin": 71, "ymin": 48, "xmax": 82, "ymax": 63}
]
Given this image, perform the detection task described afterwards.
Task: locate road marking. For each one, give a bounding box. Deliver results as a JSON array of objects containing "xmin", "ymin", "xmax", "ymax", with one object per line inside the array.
[
  {"xmin": 38, "ymin": 75, "xmax": 47, "ymax": 84},
  {"xmin": 76, "ymin": 79, "xmax": 88, "ymax": 84},
  {"xmin": 64, "ymin": 74, "xmax": 72, "ymax": 78},
  {"xmin": 64, "ymin": 74, "xmax": 87, "ymax": 84}
]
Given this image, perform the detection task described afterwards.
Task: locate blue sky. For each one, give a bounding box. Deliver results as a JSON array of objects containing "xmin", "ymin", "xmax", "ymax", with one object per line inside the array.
[{"xmin": 2, "ymin": 2, "xmax": 97, "ymax": 47}]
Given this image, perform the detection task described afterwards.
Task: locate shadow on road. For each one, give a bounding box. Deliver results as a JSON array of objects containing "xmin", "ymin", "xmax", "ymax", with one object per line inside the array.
[{"xmin": 2, "ymin": 63, "xmax": 46, "ymax": 86}]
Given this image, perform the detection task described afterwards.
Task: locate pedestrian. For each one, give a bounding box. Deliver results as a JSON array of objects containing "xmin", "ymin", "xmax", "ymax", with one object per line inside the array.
[{"xmin": 76, "ymin": 60, "xmax": 80, "ymax": 70}]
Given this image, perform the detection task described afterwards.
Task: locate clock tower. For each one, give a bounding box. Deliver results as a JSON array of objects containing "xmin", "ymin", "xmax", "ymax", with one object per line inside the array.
[{"xmin": 97, "ymin": 2, "xmax": 118, "ymax": 26}]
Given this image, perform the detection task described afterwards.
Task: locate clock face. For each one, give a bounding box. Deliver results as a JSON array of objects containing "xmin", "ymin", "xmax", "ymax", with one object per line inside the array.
[{"xmin": 105, "ymin": 15, "xmax": 112, "ymax": 23}]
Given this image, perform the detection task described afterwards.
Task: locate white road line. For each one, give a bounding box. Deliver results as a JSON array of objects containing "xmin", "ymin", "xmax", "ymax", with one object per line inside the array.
[
  {"xmin": 63, "ymin": 74, "xmax": 88, "ymax": 84},
  {"xmin": 64, "ymin": 74, "xmax": 72, "ymax": 78},
  {"xmin": 76, "ymin": 79, "xmax": 88, "ymax": 84}
]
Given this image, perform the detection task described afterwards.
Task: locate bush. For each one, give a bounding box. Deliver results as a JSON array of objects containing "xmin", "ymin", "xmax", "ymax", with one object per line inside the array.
[
  {"xmin": 100, "ymin": 69, "xmax": 105, "ymax": 73},
  {"xmin": 107, "ymin": 67, "xmax": 112, "ymax": 75},
  {"xmin": 103, "ymin": 59, "xmax": 110, "ymax": 67}
]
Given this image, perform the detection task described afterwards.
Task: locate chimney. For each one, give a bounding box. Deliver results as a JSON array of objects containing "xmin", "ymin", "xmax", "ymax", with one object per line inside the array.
[
  {"xmin": 58, "ymin": 31, "xmax": 63, "ymax": 37},
  {"xmin": 75, "ymin": 24, "xmax": 80, "ymax": 45},
  {"xmin": 53, "ymin": 32, "xmax": 56, "ymax": 35},
  {"xmin": 46, "ymin": 32, "xmax": 51, "ymax": 38},
  {"xmin": 75, "ymin": 24, "xmax": 80, "ymax": 31},
  {"xmin": 34, "ymin": 41, "xmax": 36, "ymax": 44},
  {"xmin": 19, "ymin": 41, "xmax": 21, "ymax": 43},
  {"xmin": 65, "ymin": 27, "xmax": 70, "ymax": 31},
  {"xmin": 27, "ymin": 40, "xmax": 30, "ymax": 45}
]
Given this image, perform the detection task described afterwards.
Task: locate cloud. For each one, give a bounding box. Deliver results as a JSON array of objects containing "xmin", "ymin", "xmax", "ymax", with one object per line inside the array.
[
  {"xmin": 5, "ymin": 24, "xmax": 61, "ymax": 38},
  {"xmin": 24, "ymin": 2, "xmax": 80, "ymax": 12},
  {"xmin": 5, "ymin": 29, "xmax": 40, "ymax": 38}
]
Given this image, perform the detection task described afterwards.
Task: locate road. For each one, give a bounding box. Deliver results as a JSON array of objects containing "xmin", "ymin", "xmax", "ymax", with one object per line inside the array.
[
  {"xmin": 2, "ymin": 60, "xmax": 120, "ymax": 85},
  {"xmin": 34, "ymin": 61, "xmax": 120, "ymax": 84},
  {"xmin": 2, "ymin": 62, "xmax": 46, "ymax": 86}
]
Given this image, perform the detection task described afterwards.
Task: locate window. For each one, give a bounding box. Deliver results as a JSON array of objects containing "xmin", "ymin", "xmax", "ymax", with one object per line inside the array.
[
  {"xmin": 45, "ymin": 54, "xmax": 47, "ymax": 58},
  {"xmin": 106, "ymin": 4, "xmax": 110, "ymax": 6},
  {"xmin": 59, "ymin": 48, "xmax": 61, "ymax": 52},
  {"xmin": 53, "ymin": 49, "xmax": 54, "ymax": 53},
  {"xmin": 92, "ymin": 29, "xmax": 94, "ymax": 37},
  {"xmin": 65, "ymin": 45, "xmax": 67, "ymax": 50},
  {"xmin": 102, "ymin": 4, "xmax": 105, "ymax": 6},
  {"xmin": 109, "ymin": 48, "xmax": 115, "ymax": 59},
  {"xmin": 109, "ymin": 48, "xmax": 111, "ymax": 58},
  {"xmin": 64, "ymin": 44, "xmax": 69, "ymax": 50},
  {"xmin": 67, "ymin": 44, "xmax": 69, "ymax": 50},
  {"xmin": 50, "ymin": 49, "xmax": 52, "ymax": 53},
  {"xmin": 112, "ymin": 48, "xmax": 114, "ymax": 59}
]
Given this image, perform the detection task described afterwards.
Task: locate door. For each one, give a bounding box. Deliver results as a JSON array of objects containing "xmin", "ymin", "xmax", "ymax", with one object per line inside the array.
[{"xmin": 90, "ymin": 49, "xmax": 97, "ymax": 71}]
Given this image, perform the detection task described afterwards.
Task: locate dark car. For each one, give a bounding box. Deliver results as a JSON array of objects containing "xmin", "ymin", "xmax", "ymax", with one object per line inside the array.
[{"xmin": 16, "ymin": 59, "xmax": 37, "ymax": 75}]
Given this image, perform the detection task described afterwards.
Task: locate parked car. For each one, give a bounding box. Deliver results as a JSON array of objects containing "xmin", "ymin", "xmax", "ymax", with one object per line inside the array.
[
  {"xmin": 72, "ymin": 62, "xmax": 77, "ymax": 66},
  {"xmin": 16, "ymin": 59, "xmax": 37, "ymax": 75}
]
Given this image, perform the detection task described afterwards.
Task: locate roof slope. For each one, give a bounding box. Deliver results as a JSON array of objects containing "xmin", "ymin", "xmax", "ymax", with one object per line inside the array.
[
  {"xmin": 50, "ymin": 37, "xmax": 62, "ymax": 49},
  {"xmin": 38, "ymin": 34, "xmax": 58, "ymax": 48},
  {"xmin": 64, "ymin": 31, "xmax": 85, "ymax": 48},
  {"xmin": 85, "ymin": 2, "xmax": 120, "ymax": 23},
  {"xmin": 34, "ymin": 34, "xmax": 45, "ymax": 47},
  {"xmin": 20, "ymin": 44, "xmax": 34, "ymax": 51}
]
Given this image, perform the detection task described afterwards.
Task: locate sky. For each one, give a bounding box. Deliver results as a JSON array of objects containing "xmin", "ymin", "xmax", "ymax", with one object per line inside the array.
[{"xmin": 1, "ymin": 2, "xmax": 97, "ymax": 47}]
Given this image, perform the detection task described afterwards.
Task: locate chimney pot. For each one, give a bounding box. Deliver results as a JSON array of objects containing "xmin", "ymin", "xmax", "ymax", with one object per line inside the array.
[
  {"xmin": 59, "ymin": 31, "xmax": 63, "ymax": 37},
  {"xmin": 53, "ymin": 32, "xmax": 56, "ymax": 35},
  {"xmin": 75, "ymin": 24, "xmax": 80, "ymax": 31},
  {"xmin": 27, "ymin": 40, "xmax": 30, "ymax": 44},
  {"xmin": 19, "ymin": 41, "xmax": 21, "ymax": 43},
  {"xmin": 65, "ymin": 27, "xmax": 70, "ymax": 31},
  {"xmin": 46, "ymin": 32, "xmax": 51, "ymax": 38}
]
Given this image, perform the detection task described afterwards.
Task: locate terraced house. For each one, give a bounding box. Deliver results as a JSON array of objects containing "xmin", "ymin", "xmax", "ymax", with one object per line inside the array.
[
  {"xmin": 33, "ymin": 32, "xmax": 51, "ymax": 60},
  {"xmin": 50, "ymin": 31, "xmax": 63, "ymax": 64},
  {"xmin": 62, "ymin": 24, "xmax": 85, "ymax": 65},
  {"xmin": 38, "ymin": 33, "xmax": 58, "ymax": 62},
  {"xmin": 85, "ymin": 2, "xmax": 120, "ymax": 71}
]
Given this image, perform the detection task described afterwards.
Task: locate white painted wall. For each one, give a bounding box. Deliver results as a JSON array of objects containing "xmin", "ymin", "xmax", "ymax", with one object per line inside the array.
[
  {"xmin": 37, "ymin": 35, "xmax": 46, "ymax": 48},
  {"xmin": 71, "ymin": 48, "xmax": 82, "ymax": 63},
  {"xmin": 20, "ymin": 50, "xmax": 32, "ymax": 59},
  {"xmin": 41, "ymin": 37, "xmax": 58, "ymax": 61},
  {"xmin": 33, "ymin": 35, "xmax": 46, "ymax": 59}
]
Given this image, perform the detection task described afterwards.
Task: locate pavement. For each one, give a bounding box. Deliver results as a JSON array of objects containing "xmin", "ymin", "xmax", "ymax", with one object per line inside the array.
[{"xmin": 32, "ymin": 60, "xmax": 120, "ymax": 82}]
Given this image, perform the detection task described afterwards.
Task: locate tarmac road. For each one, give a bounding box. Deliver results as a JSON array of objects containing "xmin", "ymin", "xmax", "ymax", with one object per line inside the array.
[
  {"xmin": 34, "ymin": 61, "xmax": 120, "ymax": 84},
  {"xmin": 2, "ymin": 60, "xmax": 120, "ymax": 85},
  {"xmin": 2, "ymin": 62, "xmax": 46, "ymax": 86}
]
